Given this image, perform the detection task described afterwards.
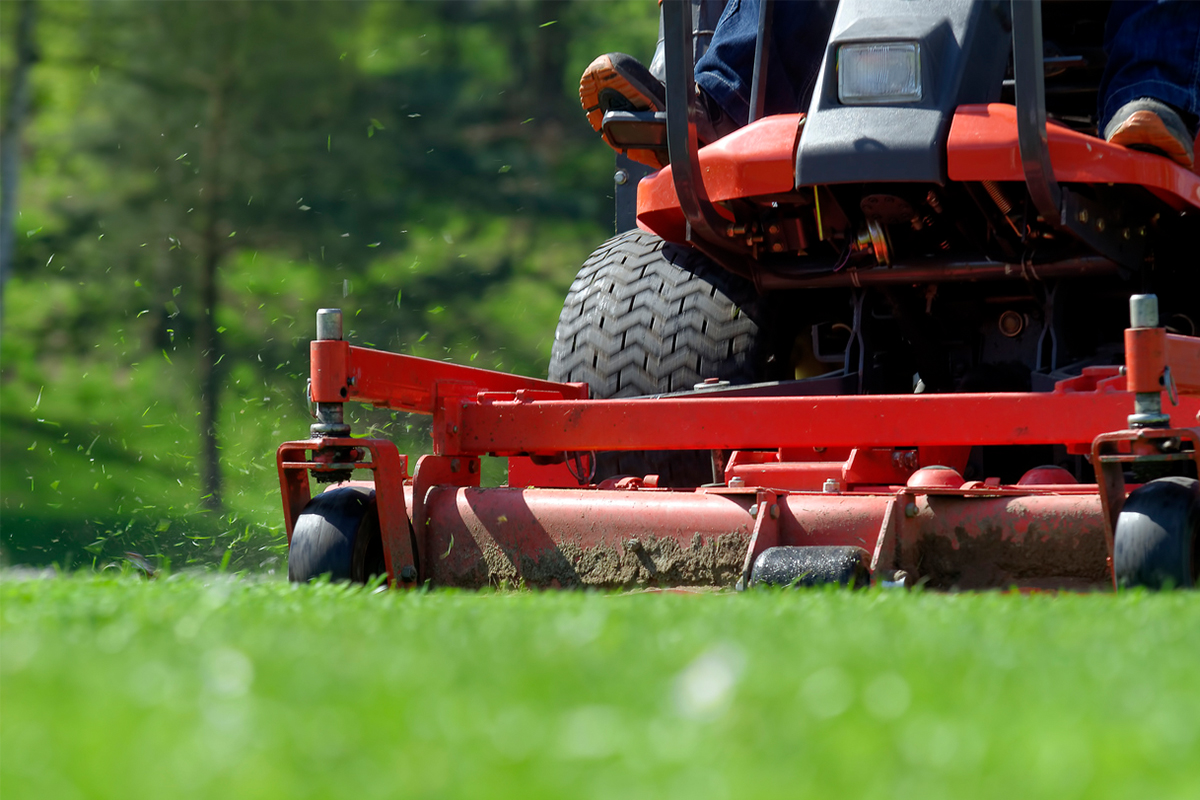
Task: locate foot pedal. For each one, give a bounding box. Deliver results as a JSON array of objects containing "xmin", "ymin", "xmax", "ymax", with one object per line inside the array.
[{"xmin": 602, "ymin": 110, "xmax": 668, "ymax": 159}]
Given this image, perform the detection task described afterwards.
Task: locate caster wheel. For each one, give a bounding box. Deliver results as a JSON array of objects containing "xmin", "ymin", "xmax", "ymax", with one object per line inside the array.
[
  {"xmin": 1114, "ymin": 476, "xmax": 1199, "ymax": 590},
  {"xmin": 288, "ymin": 486, "xmax": 388, "ymax": 584},
  {"xmin": 749, "ymin": 546, "xmax": 872, "ymax": 588}
]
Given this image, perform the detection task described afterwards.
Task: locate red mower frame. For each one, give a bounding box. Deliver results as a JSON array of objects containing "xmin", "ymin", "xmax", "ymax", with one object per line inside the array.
[
  {"xmin": 278, "ymin": 295, "xmax": 1200, "ymax": 592},
  {"xmin": 277, "ymin": 0, "xmax": 1200, "ymax": 591}
]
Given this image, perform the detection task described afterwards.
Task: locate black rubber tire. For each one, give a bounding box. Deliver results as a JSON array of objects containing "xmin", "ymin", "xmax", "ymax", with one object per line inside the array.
[
  {"xmin": 287, "ymin": 486, "xmax": 388, "ymax": 584},
  {"xmin": 548, "ymin": 229, "xmax": 762, "ymax": 486},
  {"xmin": 749, "ymin": 546, "xmax": 872, "ymax": 589},
  {"xmin": 1114, "ymin": 476, "xmax": 1199, "ymax": 590}
]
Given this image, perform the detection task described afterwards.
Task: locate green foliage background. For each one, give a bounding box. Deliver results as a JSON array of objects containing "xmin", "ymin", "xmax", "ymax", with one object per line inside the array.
[{"xmin": 0, "ymin": 0, "xmax": 660, "ymax": 570}]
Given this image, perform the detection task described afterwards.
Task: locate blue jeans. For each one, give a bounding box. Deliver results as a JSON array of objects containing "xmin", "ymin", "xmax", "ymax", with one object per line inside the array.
[
  {"xmin": 694, "ymin": 0, "xmax": 837, "ymax": 127},
  {"xmin": 1099, "ymin": 1, "xmax": 1200, "ymax": 135},
  {"xmin": 694, "ymin": 0, "xmax": 1200, "ymax": 136}
]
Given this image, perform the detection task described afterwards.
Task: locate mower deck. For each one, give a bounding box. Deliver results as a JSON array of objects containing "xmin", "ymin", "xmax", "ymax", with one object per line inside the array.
[{"xmin": 279, "ymin": 305, "xmax": 1200, "ymax": 591}]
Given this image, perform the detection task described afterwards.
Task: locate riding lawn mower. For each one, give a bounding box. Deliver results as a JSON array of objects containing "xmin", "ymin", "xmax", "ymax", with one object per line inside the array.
[{"xmin": 279, "ymin": 0, "xmax": 1200, "ymax": 592}]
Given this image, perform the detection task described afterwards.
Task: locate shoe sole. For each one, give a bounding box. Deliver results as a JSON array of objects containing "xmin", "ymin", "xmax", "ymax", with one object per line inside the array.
[
  {"xmin": 1107, "ymin": 110, "xmax": 1194, "ymax": 168},
  {"xmin": 579, "ymin": 54, "xmax": 663, "ymax": 132},
  {"xmin": 579, "ymin": 54, "xmax": 667, "ymax": 169}
]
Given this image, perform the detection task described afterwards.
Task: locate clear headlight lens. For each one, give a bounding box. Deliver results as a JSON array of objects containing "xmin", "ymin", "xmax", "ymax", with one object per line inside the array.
[{"xmin": 838, "ymin": 42, "xmax": 922, "ymax": 104}]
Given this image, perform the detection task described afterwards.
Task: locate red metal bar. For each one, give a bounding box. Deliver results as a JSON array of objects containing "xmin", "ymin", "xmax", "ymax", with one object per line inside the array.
[
  {"xmin": 276, "ymin": 437, "xmax": 418, "ymax": 587},
  {"xmin": 277, "ymin": 443, "xmax": 314, "ymax": 543},
  {"xmin": 309, "ymin": 341, "xmax": 587, "ymax": 410},
  {"xmin": 738, "ymin": 489, "xmax": 780, "ymax": 586},
  {"xmin": 410, "ymin": 453, "xmax": 480, "ymax": 584},
  {"xmin": 1167, "ymin": 333, "xmax": 1200, "ymax": 395},
  {"xmin": 1125, "ymin": 327, "xmax": 1166, "ymax": 394},
  {"xmin": 310, "ymin": 340, "xmax": 351, "ymax": 404},
  {"xmin": 443, "ymin": 391, "xmax": 1200, "ymax": 456}
]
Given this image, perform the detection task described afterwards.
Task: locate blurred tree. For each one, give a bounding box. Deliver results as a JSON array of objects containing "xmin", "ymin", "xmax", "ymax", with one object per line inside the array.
[
  {"xmin": 0, "ymin": 0, "xmax": 39, "ymax": 327},
  {"xmin": 50, "ymin": 0, "xmax": 380, "ymax": 509},
  {"xmin": 1, "ymin": 0, "xmax": 660, "ymax": 566}
]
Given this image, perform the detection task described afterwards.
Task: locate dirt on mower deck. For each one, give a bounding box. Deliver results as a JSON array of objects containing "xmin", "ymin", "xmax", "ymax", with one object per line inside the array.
[
  {"xmin": 912, "ymin": 527, "xmax": 1110, "ymax": 590},
  {"xmin": 419, "ymin": 486, "xmax": 754, "ymax": 589},
  {"xmin": 431, "ymin": 531, "xmax": 750, "ymax": 590},
  {"xmin": 904, "ymin": 496, "xmax": 1112, "ymax": 590}
]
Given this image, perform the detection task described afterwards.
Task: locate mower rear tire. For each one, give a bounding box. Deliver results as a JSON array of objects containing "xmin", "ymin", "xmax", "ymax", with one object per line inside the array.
[
  {"xmin": 1114, "ymin": 476, "xmax": 1199, "ymax": 590},
  {"xmin": 288, "ymin": 486, "xmax": 388, "ymax": 584},
  {"xmin": 548, "ymin": 229, "xmax": 762, "ymax": 486},
  {"xmin": 749, "ymin": 546, "xmax": 873, "ymax": 589}
]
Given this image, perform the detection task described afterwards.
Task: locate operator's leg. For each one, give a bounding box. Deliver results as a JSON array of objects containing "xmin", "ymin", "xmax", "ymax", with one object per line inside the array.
[
  {"xmin": 1099, "ymin": 0, "xmax": 1200, "ymax": 168},
  {"xmin": 578, "ymin": 0, "xmax": 837, "ymax": 167},
  {"xmin": 580, "ymin": 1, "xmax": 733, "ymax": 169},
  {"xmin": 694, "ymin": 0, "xmax": 837, "ymax": 128}
]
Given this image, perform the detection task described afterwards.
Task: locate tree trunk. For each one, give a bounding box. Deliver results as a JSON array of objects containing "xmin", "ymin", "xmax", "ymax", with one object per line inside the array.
[
  {"xmin": 530, "ymin": 0, "xmax": 569, "ymax": 109},
  {"xmin": 197, "ymin": 78, "xmax": 228, "ymax": 512},
  {"xmin": 0, "ymin": 0, "xmax": 38, "ymax": 328}
]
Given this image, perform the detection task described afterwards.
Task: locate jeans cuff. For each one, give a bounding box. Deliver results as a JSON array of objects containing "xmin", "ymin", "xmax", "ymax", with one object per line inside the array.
[
  {"xmin": 1102, "ymin": 81, "xmax": 1200, "ymax": 138},
  {"xmin": 696, "ymin": 72, "xmax": 750, "ymax": 128}
]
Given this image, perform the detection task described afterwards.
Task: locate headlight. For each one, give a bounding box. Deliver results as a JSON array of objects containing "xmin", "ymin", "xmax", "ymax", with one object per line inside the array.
[{"xmin": 838, "ymin": 42, "xmax": 922, "ymax": 104}]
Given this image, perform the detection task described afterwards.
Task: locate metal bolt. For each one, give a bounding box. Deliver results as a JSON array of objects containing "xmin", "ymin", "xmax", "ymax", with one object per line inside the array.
[
  {"xmin": 728, "ymin": 476, "xmax": 745, "ymax": 488},
  {"xmin": 767, "ymin": 224, "xmax": 780, "ymax": 235},
  {"xmin": 769, "ymin": 504, "xmax": 779, "ymax": 519},
  {"xmin": 749, "ymin": 504, "xmax": 759, "ymax": 517},
  {"xmin": 1138, "ymin": 226, "xmax": 1146, "ymax": 237},
  {"xmin": 1122, "ymin": 228, "xmax": 1131, "ymax": 241},
  {"xmin": 450, "ymin": 458, "xmax": 460, "ymax": 473},
  {"xmin": 315, "ymin": 308, "xmax": 343, "ymax": 341},
  {"xmin": 1077, "ymin": 209, "xmax": 1089, "ymax": 224},
  {"xmin": 822, "ymin": 479, "xmax": 840, "ymax": 493},
  {"xmin": 1130, "ymin": 294, "xmax": 1159, "ymax": 328},
  {"xmin": 399, "ymin": 565, "xmax": 418, "ymax": 582},
  {"xmin": 772, "ymin": 243, "xmax": 784, "ymax": 253},
  {"xmin": 452, "ymin": 425, "xmax": 459, "ymax": 434},
  {"xmin": 998, "ymin": 310, "xmax": 1024, "ymax": 338},
  {"xmin": 905, "ymin": 502, "xmax": 919, "ymax": 518},
  {"xmin": 614, "ymin": 169, "xmax": 629, "ymax": 186},
  {"xmin": 468, "ymin": 460, "xmax": 478, "ymax": 474},
  {"xmin": 1095, "ymin": 218, "xmax": 1106, "ymax": 232}
]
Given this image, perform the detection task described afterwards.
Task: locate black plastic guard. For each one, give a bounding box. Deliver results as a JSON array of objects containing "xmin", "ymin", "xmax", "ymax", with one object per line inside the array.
[{"xmin": 795, "ymin": 0, "xmax": 1012, "ymax": 187}]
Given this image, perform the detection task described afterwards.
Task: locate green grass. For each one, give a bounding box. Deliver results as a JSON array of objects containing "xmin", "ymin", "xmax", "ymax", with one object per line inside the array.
[{"xmin": 3, "ymin": 574, "xmax": 1198, "ymax": 800}]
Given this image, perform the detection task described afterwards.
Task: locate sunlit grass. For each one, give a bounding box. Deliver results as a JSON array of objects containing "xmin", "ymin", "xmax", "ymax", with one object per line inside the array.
[{"xmin": 3, "ymin": 573, "xmax": 1198, "ymax": 800}]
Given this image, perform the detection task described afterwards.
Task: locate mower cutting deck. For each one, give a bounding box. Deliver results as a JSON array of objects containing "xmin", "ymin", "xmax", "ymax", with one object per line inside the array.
[{"xmin": 279, "ymin": 295, "xmax": 1200, "ymax": 591}]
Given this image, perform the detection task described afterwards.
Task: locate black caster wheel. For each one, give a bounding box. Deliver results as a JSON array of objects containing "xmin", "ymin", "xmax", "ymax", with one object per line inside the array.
[
  {"xmin": 748, "ymin": 545, "xmax": 872, "ymax": 589},
  {"xmin": 1114, "ymin": 476, "xmax": 1199, "ymax": 590},
  {"xmin": 288, "ymin": 486, "xmax": 388, "ymax": 584}
]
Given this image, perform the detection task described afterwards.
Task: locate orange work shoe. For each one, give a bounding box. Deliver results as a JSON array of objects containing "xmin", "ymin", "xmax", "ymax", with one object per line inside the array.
[
  {"xmin": 579, "ymin": 53, "xmax": 667, "ymax": 169},
  {"xmin": 1104, "ymin": 98, "xmax": 1195, "ymax": 168}
]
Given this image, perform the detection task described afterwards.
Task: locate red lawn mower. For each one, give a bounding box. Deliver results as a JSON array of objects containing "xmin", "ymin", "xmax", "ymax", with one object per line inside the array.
[{"xmin": 280, "ymin": 0, "xmax": 1200, "ymax": 591}]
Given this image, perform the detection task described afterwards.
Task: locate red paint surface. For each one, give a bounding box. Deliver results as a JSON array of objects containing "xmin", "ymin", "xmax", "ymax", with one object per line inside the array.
[
  {"xmin": 948, "ymin": 104, "xmax": 1200, "ymax": 210},
  {"xmin": 637, "ymin": 114, "xmax": 802, "ymax": 242},
  {"xmin": 634, "ymin": 104, "xmax": 1200, "ymax": 245}
]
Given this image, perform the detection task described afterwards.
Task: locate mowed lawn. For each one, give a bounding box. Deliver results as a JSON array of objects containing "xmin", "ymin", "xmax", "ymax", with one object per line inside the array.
[{"xmin": 2, "ymin": 574, "xmax": 1197, "ymax": 800}]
